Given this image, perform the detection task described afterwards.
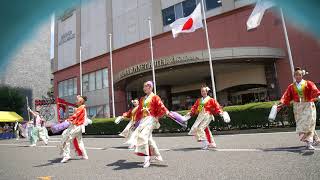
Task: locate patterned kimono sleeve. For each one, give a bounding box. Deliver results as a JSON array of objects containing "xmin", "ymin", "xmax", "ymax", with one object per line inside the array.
[
  {"xmin": 122, "ymin": 109, "xmax": 132, "ymax": 119},
  {"xmin": 307, "ymin": 81, "xmax": 320, "ymax": 99},
  {"xmin": 190, "ymin": 99, "xmax": 200, "ymax": 116},
  {"xmin": 208, "ymin": 98, "xmax": 223, "ymax": 115},
  {"xmin": 152, "ymin": 95, "xmax": 168, "ymax": 118},
  {"xmin": 280, "ymin": 85, "xmax": 292, "ymax": 105}
]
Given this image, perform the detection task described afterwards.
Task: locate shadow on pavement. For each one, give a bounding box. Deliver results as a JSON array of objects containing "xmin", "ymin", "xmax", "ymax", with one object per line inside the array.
[
  {"xmin": 111, "ymin": 146, "xmax": 129, "ymax": 150},
  {"xmin": 171, "ymin": 147, "xmax": 201, "ymax": 152},
  {"xmin": 33, "ymin": 158, "xmax": 62, "ymax": 167},
  {"xmin": 106, "ymin": 160, "xmax": 142, "ymax": 170},
  {"xmin": 106, "ymin": 160, "xmax": 168, "ymax": 170},
  {"xmin": 262, "ymin": 146, "xmax": 315, "ymax": 156}
]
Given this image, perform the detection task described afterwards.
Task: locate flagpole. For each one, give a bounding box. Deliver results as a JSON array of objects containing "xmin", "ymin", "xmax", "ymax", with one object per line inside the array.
[
  {"xmin": 200, "ymin": 0, "xmax": 217, "ymax": 99},
  {"xmin": 280, "ymin": 8, "xmax": 295, "ymax": 82},
  {"xmin": 79, "ymin": 46, "xmax": 83, "ymax": 96},
  {"xmin": 109, "ymin": 33, "xmax": 116, "ymax": 118},
  {"xmin": 26, "ymin": 96, "xmax": 31, "ymax": 122},
  {"xmin": 148, "ymin": 17, "xmax": 157, "ymax": 95}
]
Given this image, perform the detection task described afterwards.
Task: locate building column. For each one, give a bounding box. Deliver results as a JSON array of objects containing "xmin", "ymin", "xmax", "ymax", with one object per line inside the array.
[
  {"xmin": 265, "ymin": 62, "xmax": 281, "ymax": 100},
  {"xmin": 158, "ymin": 85, "xmax": 172, "ymax": 110}
]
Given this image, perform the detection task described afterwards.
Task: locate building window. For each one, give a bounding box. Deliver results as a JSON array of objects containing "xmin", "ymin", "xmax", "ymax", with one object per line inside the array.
[
  {"xmin": 89, "ymin": 72, "xmax": 95, "ymax": 91},
  {"xmin": 83, "ymin": 74, "xmax": 89, "ymax": 92},
  {"xmin": 58, "ymin": 83, "xmax": 63, "ymax": 98},
  {"xmin": 58, "ymin": 77, "xmax": 77, "ymax": 97},
  {"xmin": 104, "ymin": 105, "xmax": 110, "ymax": 118},
  {"xmin": 96, "ymin": 105, "xmax": 104, "ymax": 118},
  {"xmin": 162, "ymin": 0, "xmax": 222, "ymax": 26},
  {"xmin": 102, "ymin": 68, "xmax": 108, "ymax": 88},
  {"xmin": 205, "ymin": 0, "xmax": 222, "ymax": 11},
  {"xmin": 73, "ymin": 78, "xmax": 77, "ymax": 95},
  {"xmin": 174, "ymin": 3, "xmax": 184, "ymax": 19},
  {"xmin": 88, "ymin": 106, "xmax": 97, "ymax": 118},
  {"xmin": 162, "ymin": 6, "xmax": 175, "ymax": 26},
  {"xmin": 63, "ymin": 80, "xmax": 68, "ymax": 97},
  {"xmin": 182, "ymin": 0, "xmax": 197, "ymax": 17},
  {"xmin": 96, "ymin": 70, "xmax": 102, "ymax": 90},
  {"xmin": 82, "ymin": 68, "xmax": 108, "ymax": 92},
  {"xmin": 68, "ymin": 79, "xmax": 74, "ymax": 96}
]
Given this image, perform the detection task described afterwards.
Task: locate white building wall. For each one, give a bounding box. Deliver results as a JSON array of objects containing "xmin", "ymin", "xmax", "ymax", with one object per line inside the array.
[
  {"xmin": 112, "ymin": 0, "xmax": 162, "ymax": 49},
  {"xmin": 81, "ymin": 0, "xmax": 108, "ymax": 61},
  {"xmin": 57, "ymin": 11, "xmax": 77, "ymax": 70}
]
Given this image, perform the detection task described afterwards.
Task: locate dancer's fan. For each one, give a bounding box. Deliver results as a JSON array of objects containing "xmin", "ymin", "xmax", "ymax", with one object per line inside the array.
[
  {"xmin": 114, "ymin": 116, "xmax": 124, "ymax": 124},
  {"xmin": 168, "ymin": 111, "xmax": 190, "ymax": 128},
  {"xmin": 268, "ymin": 104, "xmax": 278, "ymax": 122},
  {"xmin": 51, "ymin": 121, "xmax": 70, "ymax": 134},
  {"xmin": 222, "ymin": 111, "xmax": 231, "ymax": 123}
]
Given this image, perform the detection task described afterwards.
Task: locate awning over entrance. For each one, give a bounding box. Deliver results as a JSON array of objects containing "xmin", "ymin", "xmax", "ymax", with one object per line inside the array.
[
  {"xmin": 0, "ymin": 111, "xmax": 23, "ymax": 122},
  {"xmin": 115, "ymin": 46, "xmax": 285, "ymax": 83}
]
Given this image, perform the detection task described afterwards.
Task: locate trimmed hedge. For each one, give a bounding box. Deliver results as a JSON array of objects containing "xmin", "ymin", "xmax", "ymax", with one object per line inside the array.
[{"xmin": 85, "ymin": 101, "xmax": 320, "ymax": 135}]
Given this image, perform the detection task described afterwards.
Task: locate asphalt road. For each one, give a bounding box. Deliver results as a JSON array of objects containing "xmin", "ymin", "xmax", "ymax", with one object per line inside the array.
[{"xmin": 0, "ymin": 131, "xmax": 319, "ymax": 180}]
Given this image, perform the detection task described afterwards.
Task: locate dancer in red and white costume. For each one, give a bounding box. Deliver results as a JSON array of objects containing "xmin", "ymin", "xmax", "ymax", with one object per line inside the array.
[
  {"xmin": 127, "ymin": 81, "xmax": 170, "ymax": 168},
  {"xmin": 187, "ymin": 86, "xmax": 224, "ymax": 150},
  {"xmin": 278, "ymin": 67, "xmax": 320, "ymax": 150},
  {"xmin": 60, "ymin": 95, "xmax": 88, "ymax": 163}
]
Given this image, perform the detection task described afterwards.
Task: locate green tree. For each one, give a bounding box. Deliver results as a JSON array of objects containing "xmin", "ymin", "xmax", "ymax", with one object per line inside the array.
[{"xmin": 0, "ymin": 86, "xmax": 25, "ymax": 114}]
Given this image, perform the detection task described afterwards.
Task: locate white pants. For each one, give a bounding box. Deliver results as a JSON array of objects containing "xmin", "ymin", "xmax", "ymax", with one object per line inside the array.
[
  {"xmin": 30, "ymin": 126, "xmax": 49, "ymax": 145},
  {"xmin": 60, "ymin": 124, "xmax": 87, "ymax": 158}
]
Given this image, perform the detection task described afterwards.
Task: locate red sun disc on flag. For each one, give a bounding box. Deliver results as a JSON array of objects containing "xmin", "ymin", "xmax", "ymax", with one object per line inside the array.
[{"xmin": 182, "ymin": 18, "xmax": 193, "ymax": 31}]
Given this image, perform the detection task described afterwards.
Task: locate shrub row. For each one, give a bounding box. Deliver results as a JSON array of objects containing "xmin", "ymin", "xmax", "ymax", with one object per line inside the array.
[{"xmin": 85, "ymin": 101, "xmax": 320, "ymax": 135}]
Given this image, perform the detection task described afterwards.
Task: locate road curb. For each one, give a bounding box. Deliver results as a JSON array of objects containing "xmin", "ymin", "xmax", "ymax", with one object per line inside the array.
[{"xmin": 82, "ymin": 127, "xmax": 317, "ymax": 138}]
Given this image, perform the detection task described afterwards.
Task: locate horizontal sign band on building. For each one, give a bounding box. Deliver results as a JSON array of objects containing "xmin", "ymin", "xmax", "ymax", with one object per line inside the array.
[
  {"xmin": 116, "ymin": 55, "xmax": 203, "ymax": 82},
  {"xmin": 114, "ymin": 47, "xmax": 285, "ymax": 83}
]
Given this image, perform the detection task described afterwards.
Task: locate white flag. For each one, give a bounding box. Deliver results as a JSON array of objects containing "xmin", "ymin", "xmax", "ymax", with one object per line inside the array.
[
  {"xmin": 170, "ymin": 3, "xmax": 203, "ymax": 38},
  {"xmin": 247, "ymin": 0, "xmax": 275, "ymax": 30}
]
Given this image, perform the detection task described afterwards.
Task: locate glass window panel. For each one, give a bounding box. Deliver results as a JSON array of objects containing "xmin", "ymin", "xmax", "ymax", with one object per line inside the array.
[
  {"xmin": 63, "ymin": 80, "xmax": 68, "ymax": 97},
  {"xmin": 174, "ymin": 3, "xmax": 183, "ymax": 19},
  {"xmin": 96, "ymin": 70, "xmax": 102, "ymax": 90},
  {"xmin": 102, "ymin": 68, "xmax": 108, "ymax": 88},
  {"xmin": 58, "ymin": 82, "xmax": 63, "ymax": 97},
  {"xmin": 96, "ymin": 105, "xmax": 104, "ymax": 118},
  {"xmin": 182, "ymin": 0, "xmax": 196, "ymax": 17},
  {"xmin": 205, "ymin": 0, "xmax": 221, "ymax": 11},
  {"xmin": 162, "ymin": 6, "xmax": 175, "ymax": 26},
  {"xmin": 68, "ymin": 79, "xmax": 73, "ymax": 96},
  {"xmin": 89, "ymin": 72, "xmax": 95, "ymax": 91},
  {"xmin": 89, "ymin": 106, "xmax": 97, "ymax": 117},
  {"xmin": 83, "ymin": 74, "xmax": 89, "ymax": 92},
  {"xmin": 104, "ymin": 105, "xmax": 110, "ymax": 118},
  {"xmin": 73, "ymin": 78, "xmax": 77, "ymax": 95}
]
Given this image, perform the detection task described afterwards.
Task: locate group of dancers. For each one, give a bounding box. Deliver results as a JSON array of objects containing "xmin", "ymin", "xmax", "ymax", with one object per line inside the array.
[
  {"xmin": 23, "ymin": 67, "xmax": 320, "ymax": 168},
  {"xmin": 115, "ymin": 81, "xmax": 228, "ymax": 167}
]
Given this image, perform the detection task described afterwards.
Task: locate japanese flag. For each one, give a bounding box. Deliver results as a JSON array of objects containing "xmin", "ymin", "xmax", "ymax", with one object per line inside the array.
[{"xmin": 170, "ymin": 3, "xmax": 203, "ymax": 38}]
